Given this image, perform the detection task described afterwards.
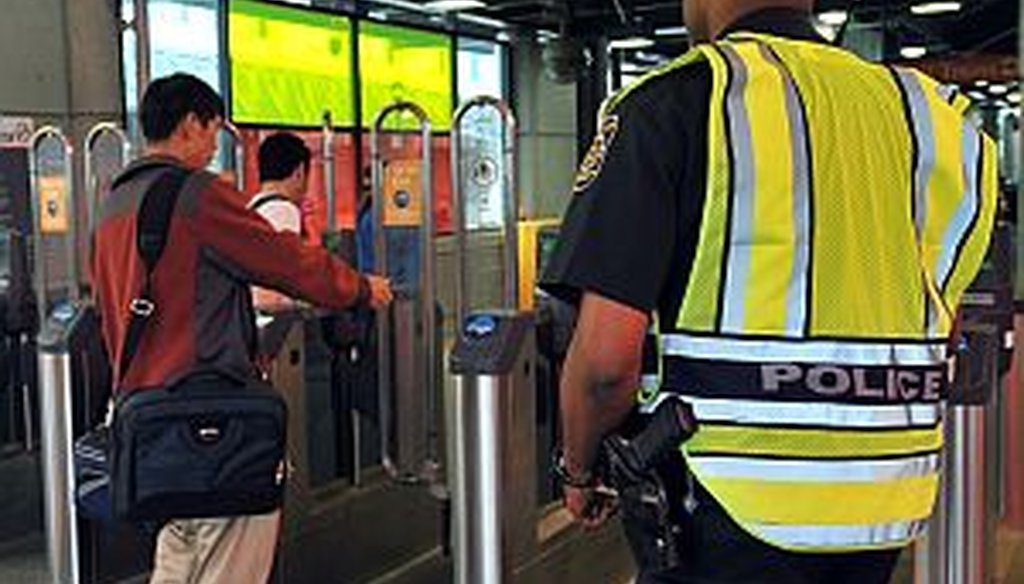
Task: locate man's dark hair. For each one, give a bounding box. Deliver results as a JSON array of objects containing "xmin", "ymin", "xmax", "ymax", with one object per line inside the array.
[
  {"xmin": 259, "ymin": 133, "xmax": 312, "ymax": 182},
  {"xmin": 140, "ymin": 73, "xmax": 225, "ymax": 142}
]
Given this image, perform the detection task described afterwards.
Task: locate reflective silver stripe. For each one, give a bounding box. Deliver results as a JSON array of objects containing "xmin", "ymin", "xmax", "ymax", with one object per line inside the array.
[
  {"xmin": 750, "ymin": 520, "xmax": 927, "ymax": 548},
  {"xmin": 718, "ymin": 44, "xmax": 755, "ymax": 333},
  {"xmin": 638, "ymin": 391, "xmax": 686, "ymax": 414},
  {"xmin": 692, "ymin": 453, "xmax": 940, "ymax": 482},
  {"xmin": 893, "ymin": 70, "xmax": 939, "ymax": 334},
  {"xmin": 640, "ymin": 374, "xmax": 660, "ymax": 386},
  {"xmin": 894, "ymin": 71, "xmax": 936, "ymax": 246},
  {"xmin": 934, "ymin": 123, "xmax": 982, "ymax": 303},
  {"xmin": 756, "ymin": 43, "xmax": 811, "ymax": 337},
  {"xmin": 662, "ymin": 333, "xmax": 947, "ymax": 365},
  {"xmin": 684, "ymin": 396, "xmax": 942, "ymax": 428},
  {"xmin": 936, "ymin": 84, "xmax": 957, "ymax": 104}
]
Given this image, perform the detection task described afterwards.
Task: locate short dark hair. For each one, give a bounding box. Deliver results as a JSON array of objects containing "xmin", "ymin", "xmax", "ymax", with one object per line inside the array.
[
  {"xmin": 259, "ymin": 133, "xmax": 312, "ymax": 182},
  {"xmin": 140, "ymin": 73, "xmax": 225, "ymax": 142}
]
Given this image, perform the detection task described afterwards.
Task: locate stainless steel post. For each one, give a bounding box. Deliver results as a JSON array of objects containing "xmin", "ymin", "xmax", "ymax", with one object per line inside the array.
[
  {"xmin": 38, "ymin": 336, "xmax": 79, "ymax": 584},
  {"xmin": 132, "ymin": 0, "xmax": 150, "ymax": 107},
  {"xmin": 451, "ymin": 97, "xmax": 520, "ymax": 327},
  {"xmin": 323, "ymin": 112, "xmax": 336, "ymax": 233},
  {"xmin": 448, "ymin": 313, "xmax": 536, "ymax": 584},
  {"xmin": 223, "ymin": 122, "xmax": 245, "ymax": 191},
  {"xmin": 947, "ymin": 405, "xmax": 990, "ymax": 583},
  {"xmin": 371, "ymin": 102, "xmax": 436, "ymax": 482}
]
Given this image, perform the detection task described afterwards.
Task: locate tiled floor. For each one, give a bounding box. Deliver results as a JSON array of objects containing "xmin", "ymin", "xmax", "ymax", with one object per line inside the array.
[{"xmin": 0, "ymin": 537, "xmax": 46, "ymax": 584}]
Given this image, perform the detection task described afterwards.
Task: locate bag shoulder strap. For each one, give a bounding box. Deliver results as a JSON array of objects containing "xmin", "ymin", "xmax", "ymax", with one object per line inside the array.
[
  {"xmin": 117, "ymin": 165, "xmax": 193, "ymax": 384},
  {"xmin": 248, "ymin": 192, "xmax": 291, "ymax": 213}
]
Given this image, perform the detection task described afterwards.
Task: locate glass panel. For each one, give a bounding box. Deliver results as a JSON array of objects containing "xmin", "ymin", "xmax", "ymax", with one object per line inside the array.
[
  {"xmin": 456, "ymin": 36, "xmax": 505, "ymax": 102},
  {"xmin": 360, "ymin": 22, "xmax": 453, "ymax": 130},
  {"xmin": 149, "ymin": 0, "xmax": 221, "ymax": 90},
  {"xmin": 229, "ymin": 0, "xmax": 354, "ymax": 127}
]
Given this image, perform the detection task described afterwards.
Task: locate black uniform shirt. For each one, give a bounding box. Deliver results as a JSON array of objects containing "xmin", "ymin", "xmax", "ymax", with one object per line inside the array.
[{"xmin": 540, "ymin": 9, "xmax": 824, "ymax": 329}]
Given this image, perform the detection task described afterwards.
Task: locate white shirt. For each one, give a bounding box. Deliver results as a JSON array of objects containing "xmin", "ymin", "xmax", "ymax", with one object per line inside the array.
[
  {"xmin": 248, "ymin": 191, "xmax": 301, "ymax": 234},
  {"xmin": 248, "ymin": 191, "xmax": 301, "ymax": 311}
]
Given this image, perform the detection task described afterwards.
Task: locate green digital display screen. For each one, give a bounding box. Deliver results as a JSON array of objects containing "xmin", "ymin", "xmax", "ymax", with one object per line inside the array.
[
  {"xmin": 229, "ymin": 0, "xmax": 354, "ymax": 127},
  {"xmin": 359, "ymin": 22, "xmax": 453, "ymax": 130}
]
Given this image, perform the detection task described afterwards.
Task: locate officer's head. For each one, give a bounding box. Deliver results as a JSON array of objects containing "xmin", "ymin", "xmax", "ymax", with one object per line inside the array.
[
  {"xmin": 259, "ymin": 132, "xmax": 312, "ymax": 202},
  {"xmin": 684, "ymin": 0, "xmax": 813, "ymax": 42},
  {"xmin": 140, "ymin": 73, "xmax": 225, "ymax": 170}
]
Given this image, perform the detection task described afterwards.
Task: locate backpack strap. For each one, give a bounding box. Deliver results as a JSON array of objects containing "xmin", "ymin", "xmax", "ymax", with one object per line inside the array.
[
  {"xmin": 117, "ymin": 165, "xmax": 193, "ymax": 384},
  {"xmin": 248, "ymin": 192, "xmax": 291, "ymax": 213}
]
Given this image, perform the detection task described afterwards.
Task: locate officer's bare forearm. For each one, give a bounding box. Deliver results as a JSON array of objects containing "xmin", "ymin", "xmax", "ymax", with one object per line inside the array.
[
  {"xmin": 559, "ymin": 346, "xmax": 639, "ymax": 478},
  {"xmin": 559, "ymin": 293, "xmax": 648, "ymax": 479}
]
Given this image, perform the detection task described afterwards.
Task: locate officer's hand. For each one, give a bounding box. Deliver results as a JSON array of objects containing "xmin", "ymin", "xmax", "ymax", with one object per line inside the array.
[
  {"xmin": 564, "ymin": 484, "xmax": 618, "ymax": 530},
  {"xmin": 366, "ymin": 275, "xmax": 393, "ymax": 309}
]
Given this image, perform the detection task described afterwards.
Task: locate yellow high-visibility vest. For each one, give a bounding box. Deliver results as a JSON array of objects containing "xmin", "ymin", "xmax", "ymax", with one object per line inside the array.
[{"xmin": 622, "ymin": 33, "xmax": 998, "ymax": 552}]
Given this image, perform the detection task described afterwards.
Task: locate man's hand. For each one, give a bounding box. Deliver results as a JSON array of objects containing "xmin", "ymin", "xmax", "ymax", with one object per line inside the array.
[
  {"xmin": 564, "ymin": 484, "xmax": 618, "ymax": 530},
  {"xmin": 366, "ymin": 275, "xmax": 393, "ymax": 309}
]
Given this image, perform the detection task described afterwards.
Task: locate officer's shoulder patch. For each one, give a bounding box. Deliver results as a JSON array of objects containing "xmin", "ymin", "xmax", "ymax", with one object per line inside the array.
[{"xmin": 573, "ymin": 114, "xmax": 620, "ymax": 194}]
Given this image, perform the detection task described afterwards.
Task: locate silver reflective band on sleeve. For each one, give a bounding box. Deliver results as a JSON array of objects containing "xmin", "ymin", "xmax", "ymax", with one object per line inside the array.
[
  {"xmin": 718, "ymin": 44, "xmax": 756, "ymax": 334},
  {"xmin": 685, "ymin": 397, "xmax": 941, "ymax": 428},
  {"xmin": 750, "ymin": 520, "xmax": 927, "ymax": 549},
  {"xmin": 662, "ymin": 334, "xmax": 947, "ymax": 366},
  {"xmin": 691, "ymin": 453, "xmax": 939, "ymax": 482},
  {"xmin": 935, "ymin": 123, "xmax": 982, "ymax": 297}
]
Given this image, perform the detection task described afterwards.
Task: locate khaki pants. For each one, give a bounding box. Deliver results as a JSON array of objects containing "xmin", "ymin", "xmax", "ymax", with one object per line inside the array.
[{"xmin": 149, "ymin": 510, "xmax": 280, "ymax": 584}]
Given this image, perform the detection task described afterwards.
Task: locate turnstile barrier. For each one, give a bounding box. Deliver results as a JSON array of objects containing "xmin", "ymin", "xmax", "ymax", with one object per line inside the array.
[
  {"xmin": 83, "ymin": 123, "xmax": 130, "ymax": 237},
  {"xmin": 371, "ymin": 102, "xmax": 440, "ymax": 484},
  {"xmin": 29, "ymin": 127, "xmax": 78, "ymax": 323},
  {"xmin": 451, "ymin": 96, "xmax": 519, "ymax": 328},
  {"xmin": 449, "ymin": 311, "xmax": 537, "ymax": 584}
]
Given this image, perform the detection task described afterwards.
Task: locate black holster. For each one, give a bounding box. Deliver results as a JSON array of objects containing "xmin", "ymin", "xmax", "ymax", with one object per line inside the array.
[{"xmin": 599, "ymin": 397, "xmax": 697, "ymax": 573}]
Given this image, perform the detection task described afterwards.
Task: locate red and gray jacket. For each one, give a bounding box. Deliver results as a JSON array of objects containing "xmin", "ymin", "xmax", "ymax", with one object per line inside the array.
[{"xmin": 92, "ymin": 156, "xmax": 368, "ymax": 391}]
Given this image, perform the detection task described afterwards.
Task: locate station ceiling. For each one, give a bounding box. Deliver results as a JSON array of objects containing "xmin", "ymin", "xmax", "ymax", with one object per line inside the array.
[{"xmin": 455, "ymin": 0, "xmax": 1018, "ymax": 60}]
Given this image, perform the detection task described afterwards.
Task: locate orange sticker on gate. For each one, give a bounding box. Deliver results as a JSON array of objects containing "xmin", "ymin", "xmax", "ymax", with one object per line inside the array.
[
  {"xmin": 382, "ymin": 159, "xmax": 423, "ymax": 227},
  {"xmin": 38, "ymin": 176, "xmax": 69, "ymax": 234}
]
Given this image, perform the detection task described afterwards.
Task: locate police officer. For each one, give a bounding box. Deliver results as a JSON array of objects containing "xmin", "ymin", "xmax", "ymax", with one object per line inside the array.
[{"xmin": 541, "ymin": 0, "xmax": 999, "ymax": 582}]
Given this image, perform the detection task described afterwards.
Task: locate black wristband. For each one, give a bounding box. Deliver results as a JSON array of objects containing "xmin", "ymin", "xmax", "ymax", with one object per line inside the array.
[{"xmin": 552, "ymin": 451, "xmax": 596, "ymax": 489}]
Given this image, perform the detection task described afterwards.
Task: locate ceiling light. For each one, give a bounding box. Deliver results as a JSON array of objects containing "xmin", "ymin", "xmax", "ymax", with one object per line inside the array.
[
  {"xmin": 423, "ymin": 0, "xmax": 485, "ymax": 12},
  {"xmin": 817, "ymin": 10, "xmax": 849, "ymax": 26},
  {"xmin": 967, "ymin": 91, "xmax": 987, "ymax": 101},
  {"xmin": 1008, "ymin": 91, "xmax": 1021, "ymax": 104},
  {"xmin": 609, "ymin": 37, "xmax": 655, "ymax": 50},
  {"xmin": 900, "ymin": 46, "xmax": 928, "ymax": 59},
  {"xmin": 974, "ymin": 80, "xmax": 990, "ymax": 88},
  {"xmin": 655, "ymin": 26, "xmax": 689, "ymax": 37},
  {"xmin": 910, "ymin": 2, "xmax": 962, "ymax": 15},
  {"xmin": 990, "ymin": 84, "xmax": 1009, "ymax": 95}
]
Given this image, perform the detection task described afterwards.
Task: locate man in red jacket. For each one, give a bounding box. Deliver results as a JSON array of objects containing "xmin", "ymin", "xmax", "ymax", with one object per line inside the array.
[{"xmin": 92, "ymin": 73, "xmax": 392, "ymax": 584}]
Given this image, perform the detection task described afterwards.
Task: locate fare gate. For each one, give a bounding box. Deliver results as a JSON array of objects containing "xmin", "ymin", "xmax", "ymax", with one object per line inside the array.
[{"xmin": 370, "ymin": 102, "xmax": 441, "ymax": 485}]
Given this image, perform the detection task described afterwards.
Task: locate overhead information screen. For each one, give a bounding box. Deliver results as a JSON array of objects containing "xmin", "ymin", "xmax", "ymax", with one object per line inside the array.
[
  {"xmin": 359, "ymin": 22, "xmax": 453, "ymax": 130},
  {"xmin": 229, "ymin": 0, "xmax": 354, "ymax": 127}
]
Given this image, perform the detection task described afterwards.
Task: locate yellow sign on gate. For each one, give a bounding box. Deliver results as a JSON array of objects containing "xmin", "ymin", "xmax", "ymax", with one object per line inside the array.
[
  {"xmin": 382, "ymin": 159, "xmax": 423, "ymax": 227},
  {"xmin": 38, "ymin": 176, "xmax": 69, "ymax": 234}
]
